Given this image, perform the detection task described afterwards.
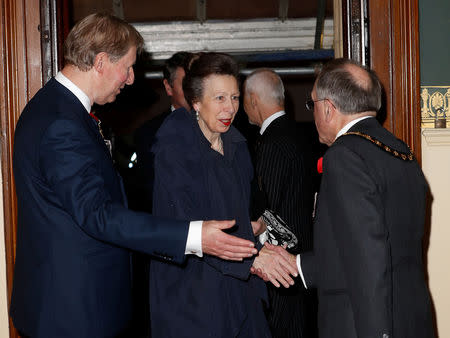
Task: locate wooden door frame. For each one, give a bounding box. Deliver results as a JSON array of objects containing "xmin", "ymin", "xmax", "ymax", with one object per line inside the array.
[
  {"xmin": 369, "ymin": 0, "xmax": 421, "ymax": 162},
  {"xmin": 343, "ymin": 0, "xmax": 421, "ymax": 161},
  {"xmin": 1, "ymin": 1, "xmax": 421, "ymax": 337},
  {"xmin": 1, "ymin": 0, "xmax": 42, "ymax": 337}
]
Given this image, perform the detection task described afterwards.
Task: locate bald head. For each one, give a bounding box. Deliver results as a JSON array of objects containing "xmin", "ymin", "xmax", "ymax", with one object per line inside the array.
[{"xmin": 315, "ymin": 58, "xmax": 382, "ymax": 115}]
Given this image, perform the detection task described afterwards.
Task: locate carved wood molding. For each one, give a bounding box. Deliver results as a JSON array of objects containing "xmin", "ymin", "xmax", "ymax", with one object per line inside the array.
[
  {"xmin": 333, "ymin": 0, "xmax": 344, "ymax": 58},
  {"xmin": 368, "ymin": 0, "xmax": 421, "ymax": 162},
  {"xmin": 0, "ymin": 0, "xmax": 41, "ymax": 337},
  {"xmin": 342, "ymin": 0, "xmax": 421, "ymax": 162}
]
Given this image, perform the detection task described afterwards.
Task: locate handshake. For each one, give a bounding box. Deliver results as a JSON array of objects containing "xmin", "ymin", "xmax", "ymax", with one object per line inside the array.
[
  {"xmin": 251, "ymin": 242, "xmax": 299, "ymax": 288},
  {"xmin": 250, "ymin": 210, "xmax": 299, "ymax": 288}
]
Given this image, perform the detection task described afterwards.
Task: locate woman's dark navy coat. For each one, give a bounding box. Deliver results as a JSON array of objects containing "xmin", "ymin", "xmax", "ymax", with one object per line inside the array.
[{"xmin": 149, "ymin": 108, "xmax": 269, "ymax": 337}]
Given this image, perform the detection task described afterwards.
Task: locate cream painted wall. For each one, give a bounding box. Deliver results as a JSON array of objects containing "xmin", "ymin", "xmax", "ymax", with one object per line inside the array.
[
  {"xmin": 0, "ymin": 164, "xmax": 10, "ymax": 336},
  {"xmin": 422, "ymin": 128, "xmax": 450, "ymax": 338}
]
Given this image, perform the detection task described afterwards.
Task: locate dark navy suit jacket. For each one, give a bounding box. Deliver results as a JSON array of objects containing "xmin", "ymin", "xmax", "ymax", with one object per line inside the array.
[
  {"xmin": 301, "ymin": 118, "xmax": 434, "ymax": 338},
  {"xmin": 11, "ymin": 78, "xmax": 189, "ymax": 338},
  {"xmin": 149, "ymin": 108, "xmax": 269, "ymax": 338}
]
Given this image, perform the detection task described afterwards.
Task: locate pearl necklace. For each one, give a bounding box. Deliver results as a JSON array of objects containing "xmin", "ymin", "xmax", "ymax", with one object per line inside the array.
[{"xmin": 211, "ymin": 137, "xmax": 224, "ymax": 155}]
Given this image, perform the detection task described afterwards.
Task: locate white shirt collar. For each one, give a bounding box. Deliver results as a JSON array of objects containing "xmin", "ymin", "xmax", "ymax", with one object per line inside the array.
[
  {"xmin": 335, "ymin": 116, "xmax": 374, "ymax": 140},
  {"xmin": 55, "ymin": 71, "xmax": 92, "ymax": 113},
  {"xmin": 260, "ymin": 110, "xmax": 286, "ymax": 135}
]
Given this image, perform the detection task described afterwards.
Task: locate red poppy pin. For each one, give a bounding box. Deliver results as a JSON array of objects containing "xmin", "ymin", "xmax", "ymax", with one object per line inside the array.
[{"xmin": 317, "ymin": 157, "xmax": 323, "ymax": 174}]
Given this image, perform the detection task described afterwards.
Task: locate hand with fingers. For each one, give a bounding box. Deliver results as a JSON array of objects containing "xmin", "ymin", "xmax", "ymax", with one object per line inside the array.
[
  {"xmin": 251, "ymin": 216, "xmax": 267, "ymax": 236},
  {"xmin": 202, "ymin": 220, "xmax": 258, "ymax": 261},
  {"xmin": 250, "ymin": 242, "xmax": 298, "ymax": 288}
]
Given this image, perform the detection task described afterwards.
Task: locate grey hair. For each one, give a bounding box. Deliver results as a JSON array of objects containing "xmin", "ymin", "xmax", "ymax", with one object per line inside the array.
[
  {"xmin": 315, "ymin": 58, "xmax": 382, "ymax": 114},
  {"xmin": 244, "ymin": 68, "xmax": 285, "ymax": 106}
]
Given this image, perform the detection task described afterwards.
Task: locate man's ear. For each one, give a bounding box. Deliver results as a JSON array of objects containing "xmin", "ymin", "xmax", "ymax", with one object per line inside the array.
[
  {"xmin": 250, "ymin": 92, "xmax": 265, "ymax": 124},
  {"xmin": 163, "ymin": 79, "xmax": 173, "ymax": 97},
  {"xmin": 93, "ymin": 52, "xmax": 108, "ymax": 73},
  {"xmin": 250, "ymin": 92, "xmax": 258, "ymax": 108},
  {"xmin": 324, "ymin": 99, "xmax": 336, "ymax": 122}
]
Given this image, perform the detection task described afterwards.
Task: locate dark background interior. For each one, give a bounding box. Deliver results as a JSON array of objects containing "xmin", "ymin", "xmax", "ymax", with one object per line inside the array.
[{"xmin": 65, "ymin": 2, "xmax": 331, "ymax": 336}]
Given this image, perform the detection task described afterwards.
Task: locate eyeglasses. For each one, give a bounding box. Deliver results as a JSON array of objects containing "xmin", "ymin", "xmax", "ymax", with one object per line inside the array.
[{"xmin": 305, "ymin": 98, "xmax": 327, "ymax": 111}]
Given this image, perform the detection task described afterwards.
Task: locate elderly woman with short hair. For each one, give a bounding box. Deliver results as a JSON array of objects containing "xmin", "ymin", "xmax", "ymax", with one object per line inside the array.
[{"xmin": 149, "ymin": 52, "xmax": 273, "ymax": 338}]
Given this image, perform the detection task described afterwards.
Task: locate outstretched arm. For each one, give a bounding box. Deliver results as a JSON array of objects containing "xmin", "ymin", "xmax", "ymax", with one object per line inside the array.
[{"xmin": 202, "ymin": 220, "xmax": 257, "ymax": 260}]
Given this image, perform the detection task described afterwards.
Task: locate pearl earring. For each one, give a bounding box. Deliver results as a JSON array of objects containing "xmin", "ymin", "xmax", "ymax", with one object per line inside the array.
[{"xmin": 196, "ymin": 110, "xmax": 200, "ymax": 121}]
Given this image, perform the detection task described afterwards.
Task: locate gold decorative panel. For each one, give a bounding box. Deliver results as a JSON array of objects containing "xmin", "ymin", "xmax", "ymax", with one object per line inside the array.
[{"xmin": 421, "ymin": 86, "xmax": 450, "ymax": 128}]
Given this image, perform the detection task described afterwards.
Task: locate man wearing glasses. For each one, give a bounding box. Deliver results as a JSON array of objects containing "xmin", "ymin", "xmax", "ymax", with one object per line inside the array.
[{"xmin": 258, "ymin": 58, "xmax": 435, "ymax": 338}]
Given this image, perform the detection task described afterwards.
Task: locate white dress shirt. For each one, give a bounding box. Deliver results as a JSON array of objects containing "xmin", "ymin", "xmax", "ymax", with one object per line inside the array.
[
  {"xmin": 55, "ymin": 72, "xmax": 91, "ymax": 113},
  {"xmin": 335, "ymin": 116, "xmax": 374, "ymax": 140},
  {"xmin": 259, "ymin": 110, "xmax": 286, "ymax": 135},
  {"xmin": 54, "ymin": 72, "xmax": 203, "ymax": 256}
]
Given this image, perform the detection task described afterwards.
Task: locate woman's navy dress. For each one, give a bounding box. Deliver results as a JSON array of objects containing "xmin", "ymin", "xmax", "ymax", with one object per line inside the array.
[{"xmin": 149, "ymin": 108, "xmax": 270, "ymax": 337}]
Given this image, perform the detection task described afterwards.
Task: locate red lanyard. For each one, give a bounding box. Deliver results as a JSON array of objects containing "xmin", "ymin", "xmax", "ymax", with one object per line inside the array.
[{"xmin": 89, "ymin": 112, "xmax": 100, "ymax": 123}]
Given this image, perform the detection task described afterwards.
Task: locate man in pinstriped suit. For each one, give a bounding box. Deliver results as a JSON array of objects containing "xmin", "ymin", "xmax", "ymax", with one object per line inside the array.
[{"xmin": 243, "ymin": 68, "xmax": 318, "ymax": 338}]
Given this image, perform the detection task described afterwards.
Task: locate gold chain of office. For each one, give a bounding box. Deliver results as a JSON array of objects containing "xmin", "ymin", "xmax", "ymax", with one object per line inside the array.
[{"xmin": 343, "ymin": 131, "xmax": 415, "ymax": 161}]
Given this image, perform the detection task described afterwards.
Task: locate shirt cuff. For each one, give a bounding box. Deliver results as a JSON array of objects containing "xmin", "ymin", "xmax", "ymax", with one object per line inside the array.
[
  {"xmin": 258, "ymin": 230, "xmax": 269, "ymax": 245},
  {"xmin": 297, "ymin": 254, "xmax": 308, "ymax": 289},
  {"xmin": 185, "ymin": 221, "xmax": 203, "ymax": 257}
]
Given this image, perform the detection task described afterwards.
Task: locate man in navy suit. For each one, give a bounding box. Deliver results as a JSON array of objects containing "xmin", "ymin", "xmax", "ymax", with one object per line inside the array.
[
  {"xmin": 11, "ymin": 13, "xmax": 257, "ymax": 338},
  {"xmin": 261, "ymin": 58, "xmax": 435, "ymax": 338}
]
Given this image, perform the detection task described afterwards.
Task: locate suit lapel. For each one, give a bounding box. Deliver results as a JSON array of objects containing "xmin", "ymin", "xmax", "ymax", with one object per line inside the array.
[{"xmin": 52, "ymin": 79, "xmax": 112, "ymax": 158}]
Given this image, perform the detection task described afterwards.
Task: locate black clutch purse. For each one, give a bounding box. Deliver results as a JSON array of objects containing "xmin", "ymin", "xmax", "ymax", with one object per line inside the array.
[{"xmin": 261, "ymin": 209, "xmax": 298, "ymax": 249}]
